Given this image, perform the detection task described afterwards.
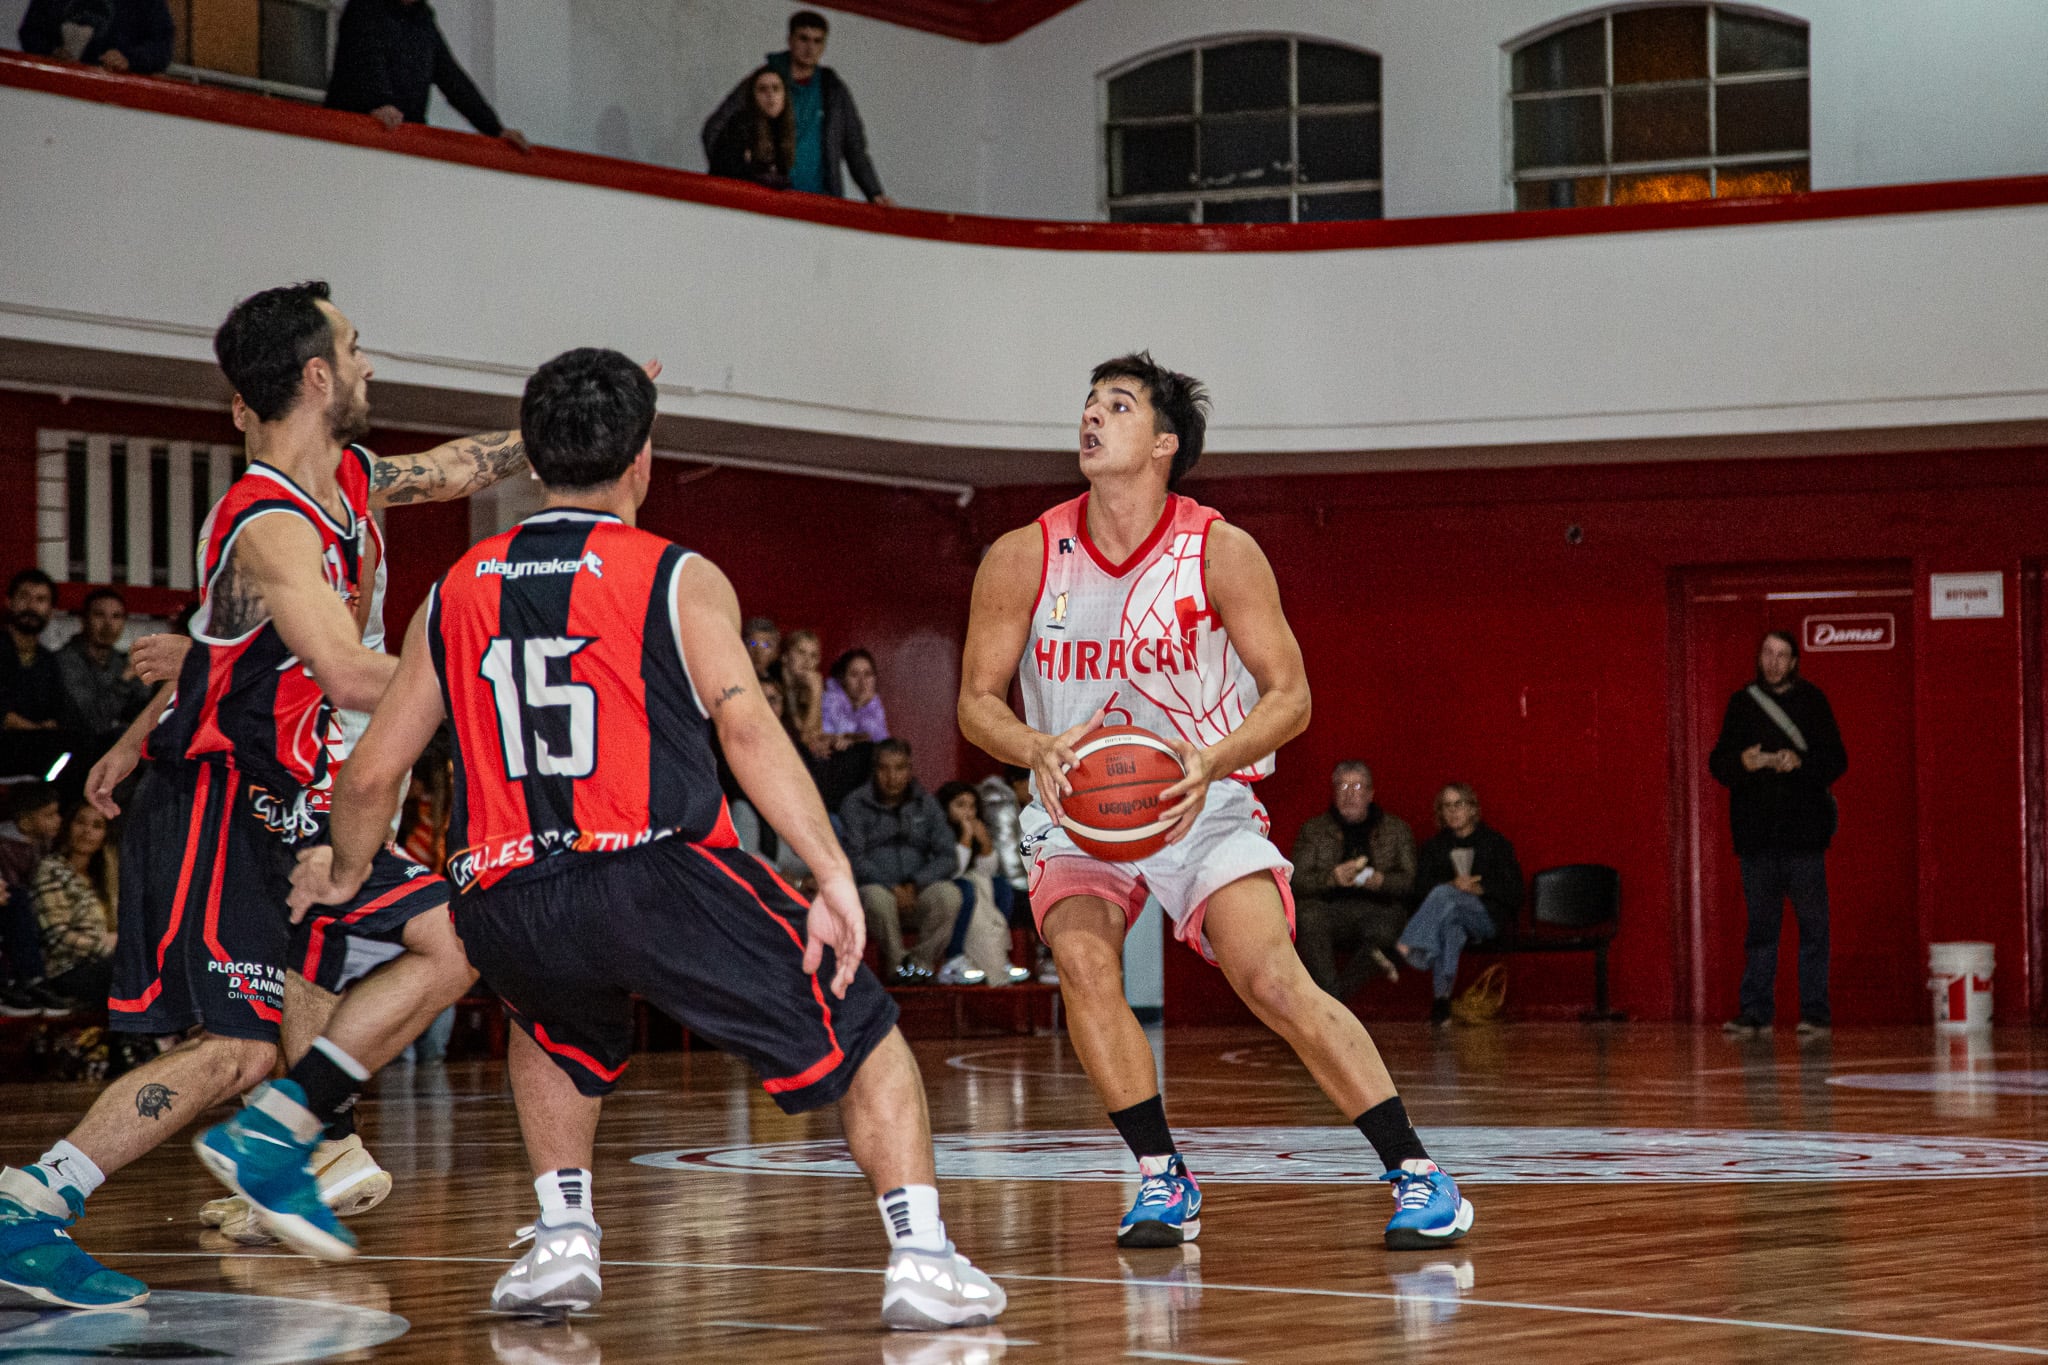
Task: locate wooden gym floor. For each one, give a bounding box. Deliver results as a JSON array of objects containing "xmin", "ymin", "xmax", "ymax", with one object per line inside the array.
[{"xmin": 3, "ymin": 1022, "xmax": 2047, "ymax": 1363}]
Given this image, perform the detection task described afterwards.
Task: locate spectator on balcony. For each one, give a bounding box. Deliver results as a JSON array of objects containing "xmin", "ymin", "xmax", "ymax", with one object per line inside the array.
[
  {"xmin": 709, "ymin": 67, "xmax": 795, "ymax": 190},
  {"xmin": 54, "ymin": 588, "xmax": 151, "ymax": 747},
  {"xmin": 18, "ymin": 0, "xmax": 174, "ymax": 75},
  {"xmin": 324, "ymin": 0, "xmax": 529, "ymax": 151},
  {"xmin": 34, "ymin": 803, "xmax": 116, "ymax": 1008},
  {"xmin": 1290, "ymin": 761, "xmax": 1415, "ymax": 1000},
  {"xmin": 701, "ymin": 10, "xmax": 894, "ymax": 206},
  {"xmin": 821, "ymin": 647, "xmax": 887, "ymax": 745},
  {"xmin": 1, "ymin": 570, "xmax": 61, "ymax": 734}
]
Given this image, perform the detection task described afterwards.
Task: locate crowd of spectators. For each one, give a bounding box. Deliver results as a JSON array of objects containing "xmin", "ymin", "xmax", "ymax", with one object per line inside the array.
[
  {"xmin": 18, "ymin": 4, "xmax": 892, "ymax": 204},
  {"xmin": 1290, "ymin": 761, "xmax": 1523, "ymax": 1026}
]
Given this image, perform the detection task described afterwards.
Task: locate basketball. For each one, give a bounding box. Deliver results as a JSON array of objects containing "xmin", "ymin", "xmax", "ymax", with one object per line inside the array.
[{"xmin": 1059, "ymin": 725, "xmax": 1186, "ymax": 861}]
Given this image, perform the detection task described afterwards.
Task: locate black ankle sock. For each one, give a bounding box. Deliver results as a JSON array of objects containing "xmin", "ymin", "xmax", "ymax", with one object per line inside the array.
[
  {"xmin": 285, "ymin": 1046, "xmax": 363, "ymax": 1128},
  {"xmin": 322, "ymin": 1104, "xmax": 357, "ymax": 1143},
  {"xmin": 1355, "ymin": 1096, "xmax": 1430, "ymax": 1170},
  {"xmin": 1108, "ymin": 1095, "xmax": 1176, "ymax": 1162}
]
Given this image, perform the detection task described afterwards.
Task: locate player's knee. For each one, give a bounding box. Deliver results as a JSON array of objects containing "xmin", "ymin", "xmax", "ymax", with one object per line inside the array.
[
  {"xmin": 1050, "ymin": 935, "xmax": 1123, "ymax": 997},
  {"xmin": 1235, "ymin": 959, "xmax": 1313, "ymax": 1024},
  {"xmin": 209, "ymin": 1035, "xmax": 281, "ymax": 1092}
]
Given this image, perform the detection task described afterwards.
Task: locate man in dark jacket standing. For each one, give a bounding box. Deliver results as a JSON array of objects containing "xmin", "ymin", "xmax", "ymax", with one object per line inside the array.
[
  {"xmin": 1709, "ymin": 630, "xmax": 1848, "ymax": 1037},
  {"xmin": 18, "ymin": 0, "xmax": 174, "ymax": 75},
  {"xmin": 701, "ymin": 11, "xmax": 893, "ymax": 205},
  {"xmin": 839, "ymin": 740, "xmax": 964, "ymax": 983},
  {"xmin": 324, "ymin": 0, "xmax": 528, "ymax": 150}
]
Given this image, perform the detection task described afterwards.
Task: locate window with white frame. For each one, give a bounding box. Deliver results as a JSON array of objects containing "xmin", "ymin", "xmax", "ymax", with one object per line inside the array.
[
  {"xmin": 1509, "ymin": 5, "xmax": 1808, "ymax": 210},
  {"xmin": 37, "ymin": 431, "xmax": 244, "ymax": 592},
  {"xmin": 1104, "ymin": 37, "xmax": 1382, "ymax": 224}
]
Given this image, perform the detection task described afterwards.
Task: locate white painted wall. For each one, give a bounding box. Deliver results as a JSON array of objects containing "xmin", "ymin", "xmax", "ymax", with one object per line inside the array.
[
  {"xmin": 6, "ymin": 82, "xmax": 2046, "ymax": 463},
  {"xmin": 10, "ymin": 1, "xmax": 2046, "ymax": 218}
]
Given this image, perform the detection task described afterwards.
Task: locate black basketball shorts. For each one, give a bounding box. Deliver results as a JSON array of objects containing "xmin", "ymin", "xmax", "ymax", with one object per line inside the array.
[
  {"xmin": 453, "ymin": 837, "xmax": 899, "ymax": 1108},
  {"xmin": 108, "ymin": 762, "xmax": 451, "ymax": 1039}
]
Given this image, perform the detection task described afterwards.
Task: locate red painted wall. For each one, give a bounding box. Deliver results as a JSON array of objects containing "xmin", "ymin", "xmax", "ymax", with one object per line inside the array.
[{"xmin": 7, "ymin": 386, "xmax": 2045, "ymax": 1025}]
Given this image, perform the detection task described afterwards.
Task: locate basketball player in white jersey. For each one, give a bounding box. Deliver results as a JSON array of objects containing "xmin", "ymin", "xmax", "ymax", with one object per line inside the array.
[{"xmin": 959, "ymin": 353, "xmax": 1473, "ymax": 1251}]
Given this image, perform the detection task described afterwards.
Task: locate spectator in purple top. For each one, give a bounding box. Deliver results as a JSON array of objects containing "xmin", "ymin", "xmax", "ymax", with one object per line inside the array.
[{"xmin": 820, "ymin": 648, "xmax": 887, "ymax": 748}]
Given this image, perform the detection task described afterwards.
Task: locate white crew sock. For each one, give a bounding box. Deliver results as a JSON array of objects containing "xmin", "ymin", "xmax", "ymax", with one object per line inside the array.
[
  {"xmin": 877, "ymin": 1184, "xmax": 947, "ymax": 1254},
  {"xmin": 536, "ymin": 1168, "xmax": 596, "ymax": 1228},
  {"xmin": 33, "ymin": 1140, "xmax": 105, "ymax": 1202}
]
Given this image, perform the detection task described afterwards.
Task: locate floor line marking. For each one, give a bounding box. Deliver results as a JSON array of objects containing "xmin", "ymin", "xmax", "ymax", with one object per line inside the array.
[
  {"xmin": 705, "ymin": 1320, "xmax": 821, "ymax": 1332},
  {"xmin": 104, "ymin": 1252, "xmax": 2048, "ymax": 1355},
  {"xmin": 1126, "ymin": 1351, "xmax": 1246, "ymax": 1364}
]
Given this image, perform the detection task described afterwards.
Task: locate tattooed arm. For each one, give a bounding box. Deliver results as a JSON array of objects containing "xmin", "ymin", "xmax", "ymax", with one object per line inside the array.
[
  {"xmin": 367, "ymin": 429, "xmax": 528, "ymax": 510},
  {"xmin": 231, "ymin": 514, "xmax": 398, "ymax": 712}
]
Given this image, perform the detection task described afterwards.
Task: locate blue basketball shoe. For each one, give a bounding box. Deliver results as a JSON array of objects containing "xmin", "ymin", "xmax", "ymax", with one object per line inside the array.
[
  {"xmin": 0, "ymin": 1166, "xmax": 148, "ymax": 1309},
  {"xmin": 1118, "ymin": 1154, "xmax": 1201, "ymax": 1247},
  {"xmin": 193, "ymin": 1080, "xmax": 355, "ymax": 1261},
  {"xmin": 1382, "ymin": 1164, "xmax": 1474, "ymax": 1251}
]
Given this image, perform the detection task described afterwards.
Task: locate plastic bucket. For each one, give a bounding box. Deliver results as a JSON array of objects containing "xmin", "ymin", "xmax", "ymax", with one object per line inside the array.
[{"xmin": 1928, "ymin": 941, "xmax": 1994, "ymax": 1031}]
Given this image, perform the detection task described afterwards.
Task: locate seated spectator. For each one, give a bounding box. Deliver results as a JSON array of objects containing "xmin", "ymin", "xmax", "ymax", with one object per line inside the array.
[
  {"xmin": 742, "ymin": 615, "xmax": 781, "ymax": 680},
  {"xmin": 840, "ymin": 740, "xmax": 1005, "ymax": 985},
  {"xmin": 1, "ymin": 569, "xmax": 61, "ymax": 733},
  {"xmin": 935, "ymin": 780, "xmax": 1028, "ymax": 985},
  {"xmin": 1290, "ymin": 761, "xmax": 1416, "ymax": 1000},
  {"xmin": 54, "ymin": 587, "xmax": 152, "ymax": 750},
  {"xmin": 0, "ymin": 783, "xmax": 65, "ymax": 1015},
  {"xmin": 777, "ymin": 628, "xmax": 827, "ymax": 756},
  {"xmin": 710, "ymin": 67, "xmax": 795, "ymax": 190},
  {"xmin": 700, "ymin": 10, "xmax": 894, "ymax": 206},
  {"xmin": 33, "ymin": 802, "xmax": 116, "ymax": 1008},
  {"xmin": 821, "ymin": 647, "xmax": 887, "ymax": 743},
  {"xmin": 18, "ymin": 0, "xmax": 174, "ymax": 74},
  {"xmin": 324, "ymin": 0, "xmax": 529, "ymax": 150},
  {"xmin": 1399, "ymin": 783, "xmax": 1524, "ymax": 1025}
]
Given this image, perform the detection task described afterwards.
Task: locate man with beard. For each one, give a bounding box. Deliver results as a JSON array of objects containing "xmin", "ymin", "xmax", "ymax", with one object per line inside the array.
[
  {"xmin": 1710, "ymin": 629, "xmax": 1848, "ymax": 1038},
  {"xmin": 0, "ymin": 281, "xmax": 536, "ymax": 1307},
  {"xmin": 0, "ymin": 570, "xmax": 62, "ymax": 734}
]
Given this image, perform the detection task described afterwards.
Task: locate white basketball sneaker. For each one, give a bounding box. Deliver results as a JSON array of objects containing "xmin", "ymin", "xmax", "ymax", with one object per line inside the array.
[
  {"xmin": 881, "ymin": 1243, "xmax": 1006, "ymax": 1330},
  {"xmin": 198, "ymin": 1133, "xmax": 392, "ymax": 1244},
  {"xmin": 492, "ymin": 1217, "xmax": 602, "ymax": 1316}
]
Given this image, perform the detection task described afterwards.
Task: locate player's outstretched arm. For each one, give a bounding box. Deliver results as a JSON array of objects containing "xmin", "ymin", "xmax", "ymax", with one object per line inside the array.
[
  {"xmin": 1154, "ymin": 524, "xmax": 1310, "ymax": 840},
  {"xmin": 83, "ymin": 681, "xmax": 175, "ymax": 819},
  {"xmin": 958, "ymin": 526, "xmax": 1102, "ymax": 822},
  {"xmin": 290, "ymin": 601, "xmax": 446, "ymax": 918},
  {"xmin": 231, "ymin": 514, "xmax": 399, "ymax": 713},
  {"xmin": 367, "ymin": 361, "xmax": 663, "ymax": 510},
  {"xmin": 671, "ymin": 555, "xmax": 864, "ymax": 997}
]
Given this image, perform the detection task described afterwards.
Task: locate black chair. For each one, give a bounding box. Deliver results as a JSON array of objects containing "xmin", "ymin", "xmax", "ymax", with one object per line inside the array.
[{"xmin": 1495, "ymin": 863, "xmax": 1623, "ymax": 1021}]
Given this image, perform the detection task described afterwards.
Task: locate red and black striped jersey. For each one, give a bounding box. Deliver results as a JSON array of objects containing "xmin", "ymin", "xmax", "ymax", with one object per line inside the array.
[
  {"xmin": 429, "ymin": 509, "xmax": 733, "ymax": 894},
  {"xmin": 148, "ymin": 445, "xmax": 382, "ymax": 808}
]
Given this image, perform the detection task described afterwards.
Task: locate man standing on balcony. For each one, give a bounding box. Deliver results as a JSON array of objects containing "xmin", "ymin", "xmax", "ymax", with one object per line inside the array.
[
  {"xmin": 324, "ymin": 0, "xmax": 529, "ymax": 151},
  {"xmin": 18, "ymin": 0, "xmax": 174, "ymax": 76},
  {"xmin": 702, "ymin": 10, "xmax": 894, "ymax": 206}
]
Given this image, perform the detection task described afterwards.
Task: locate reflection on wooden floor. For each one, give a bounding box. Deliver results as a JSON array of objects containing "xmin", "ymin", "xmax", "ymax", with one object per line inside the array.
[{"xmin": 4, "ymin": 1024, "xmax": 2047, "ymax": 1362}]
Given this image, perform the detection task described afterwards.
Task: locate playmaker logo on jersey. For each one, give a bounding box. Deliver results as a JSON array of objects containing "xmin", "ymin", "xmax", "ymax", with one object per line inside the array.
[{"xmin": 475, "ymin": 551, "xmax": 604, "ymax": 580}]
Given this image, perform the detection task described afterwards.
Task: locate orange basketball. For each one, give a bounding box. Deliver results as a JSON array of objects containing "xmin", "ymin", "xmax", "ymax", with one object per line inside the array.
[{"xmin": 1059, "ymin": 725, "xmax": 1186, "ymax": 862}]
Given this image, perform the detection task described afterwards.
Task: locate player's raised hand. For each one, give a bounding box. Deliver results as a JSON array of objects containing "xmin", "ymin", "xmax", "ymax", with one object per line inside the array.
[
  {"xmin": 1157, "ymin": 739, "xmax": 1213, "ymax": 845},
  {"xmin": 288, "ymin": 845, "xmax": 365, "ymax": 924},
  {"xmin": 130, "ymin": 632, "xmax": 190, "ymax": 686},
  {"xmin": 1030, "ymin": 707, "xmax": 1106, "ymax": 824},
  {"xmin": 804, "ymin": 874, "xmax": 867, "ymax": 998}
]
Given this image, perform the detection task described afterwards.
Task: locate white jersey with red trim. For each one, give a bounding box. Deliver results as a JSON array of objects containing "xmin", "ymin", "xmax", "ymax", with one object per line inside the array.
[{"xmin": 1017, "ymin": 492, "xmax": 1272, "ymax": 783}]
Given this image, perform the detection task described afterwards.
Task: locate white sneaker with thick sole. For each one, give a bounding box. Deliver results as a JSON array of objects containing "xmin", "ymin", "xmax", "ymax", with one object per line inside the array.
[
  {"xmin": 199, "ymin": 1134, "xmax": 392, "ymax": 1245},
  {"xmin": 492, "ymin": 1217, "xmax": 602, "ymax": 1317},
  {"xmin": 881, "ymin": 1244, "xmax": 1006, "ymax": 1331}
]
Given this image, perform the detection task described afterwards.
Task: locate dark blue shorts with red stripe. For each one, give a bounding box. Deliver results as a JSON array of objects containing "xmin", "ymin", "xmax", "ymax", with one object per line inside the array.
[
  {"xmin": 108, "ymin": 760, "xmax": 450, "ymax": 1041},
  {"xmin": 452, "ymin": 837, "xmax": 898, "ymax": 1107}
]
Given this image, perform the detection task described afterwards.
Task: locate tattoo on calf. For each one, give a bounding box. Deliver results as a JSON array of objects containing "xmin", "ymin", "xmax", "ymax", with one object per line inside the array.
[{"xmin": 135, "ymin": 1083, "xmax": 177, "ymax": 1119}]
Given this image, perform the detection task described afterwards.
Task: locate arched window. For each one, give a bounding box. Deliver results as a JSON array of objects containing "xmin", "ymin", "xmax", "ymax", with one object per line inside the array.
[
  {"xmin": 1104, "ymin": 38, "xmax": 1382, "ymax": 224},
  {"xmin": 1509, "ymin": 5, "xmax": 1808, "ymax": 209}
]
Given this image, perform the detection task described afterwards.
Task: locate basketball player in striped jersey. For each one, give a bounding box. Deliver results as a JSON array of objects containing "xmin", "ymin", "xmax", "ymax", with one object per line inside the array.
[
  {"xmin": 0, "ymin": 282, "xmax": 535, "ymax": 1308},
  {"xmin": 291, "ymin": 348, "xmax": 1004, "ymax": 1328},
  {"xmin": 960, "ymin": 353, "xmax": 1474, "ymax": 1251}
]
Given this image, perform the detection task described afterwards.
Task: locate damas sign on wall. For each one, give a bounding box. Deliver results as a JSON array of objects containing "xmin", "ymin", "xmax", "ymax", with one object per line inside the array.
[{"xmin": 1803, "ymin": 613, "xmax": 1895, "ymax": 652}]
